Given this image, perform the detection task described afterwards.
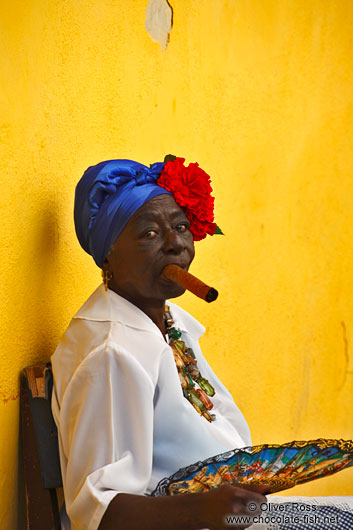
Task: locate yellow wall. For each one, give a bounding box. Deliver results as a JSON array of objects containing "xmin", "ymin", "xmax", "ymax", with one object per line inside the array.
[{"xmin": 1, "ymin": 1, "xmax": 353, "ymax": 527}]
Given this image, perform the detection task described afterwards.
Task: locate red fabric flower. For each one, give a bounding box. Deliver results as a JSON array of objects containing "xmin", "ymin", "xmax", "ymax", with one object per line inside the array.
[{"xmin": 157, "ymin": 157, "xmax": 217, "ymax": 241}]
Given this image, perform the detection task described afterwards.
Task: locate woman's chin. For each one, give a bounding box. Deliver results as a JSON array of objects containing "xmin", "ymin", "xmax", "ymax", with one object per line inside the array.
[
  {"xmin": 165, "ymin": 285, "xmax": 186, "ymax": 299},
  {"xmin": 159, "ymin": 280, "xmax": 186, "ymax": 300}
]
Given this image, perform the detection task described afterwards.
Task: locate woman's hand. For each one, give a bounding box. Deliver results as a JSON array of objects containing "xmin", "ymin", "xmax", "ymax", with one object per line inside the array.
[
  {"xmin": 98, "ymin": 484, "xmax": 267, "ymax": 530},
  {"xmin": 196, "ymin": 483, "xmax": 266, "ymax": 530}
]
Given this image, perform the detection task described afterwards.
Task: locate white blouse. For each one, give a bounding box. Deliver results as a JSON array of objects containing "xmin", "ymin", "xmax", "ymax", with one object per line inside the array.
[{"xmin": 51, "ymin": 284, "xmax": 251, "ymax": 530}]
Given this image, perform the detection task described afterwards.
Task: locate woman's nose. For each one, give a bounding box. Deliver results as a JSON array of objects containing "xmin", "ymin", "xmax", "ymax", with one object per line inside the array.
[{"xmin": 163, "ymin": 230, "xmax": 184, "ymax": 254}]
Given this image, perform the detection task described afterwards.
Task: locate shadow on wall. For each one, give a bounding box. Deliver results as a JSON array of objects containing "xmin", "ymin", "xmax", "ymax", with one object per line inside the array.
[
  {"xmin": 25, "ymin": 196, "xmax": 64, "ymax": 363},
  {"xmin": 16, "ymin": 195, "xmax": 64, "ymax": 529}
]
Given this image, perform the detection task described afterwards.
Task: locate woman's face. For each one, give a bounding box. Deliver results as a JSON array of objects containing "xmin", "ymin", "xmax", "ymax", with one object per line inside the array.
[{"xmin": 106, "ymin": 194, "xmax": 195, "ymax": 305}]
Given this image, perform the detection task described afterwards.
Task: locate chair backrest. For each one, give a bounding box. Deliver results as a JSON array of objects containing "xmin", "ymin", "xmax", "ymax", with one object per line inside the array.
[{"xmin": 20, "ymin": 362, "xmax": 63, "ymax": 530}]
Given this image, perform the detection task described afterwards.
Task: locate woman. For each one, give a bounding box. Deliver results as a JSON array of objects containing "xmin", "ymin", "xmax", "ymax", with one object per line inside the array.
[{"xmin": 51, "ymin": 157, "xmax": 267, "ymax": 530}]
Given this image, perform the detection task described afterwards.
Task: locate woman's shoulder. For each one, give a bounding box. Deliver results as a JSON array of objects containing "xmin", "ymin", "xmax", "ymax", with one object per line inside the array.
[{"xmin": 52, "ymin": 286, "xmax": 170, "ymax": 400}]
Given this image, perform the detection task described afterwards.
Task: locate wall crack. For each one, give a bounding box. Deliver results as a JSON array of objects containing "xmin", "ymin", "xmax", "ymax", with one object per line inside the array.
[{"xmin": 338, "ymin": 321, "xmax": 353, "ymax": 390}]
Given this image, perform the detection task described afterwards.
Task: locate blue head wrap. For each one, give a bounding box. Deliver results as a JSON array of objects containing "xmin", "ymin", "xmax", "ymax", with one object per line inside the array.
[{"xmin": 74, "ymin": 159, "xmax": 171, "ymax": 267}]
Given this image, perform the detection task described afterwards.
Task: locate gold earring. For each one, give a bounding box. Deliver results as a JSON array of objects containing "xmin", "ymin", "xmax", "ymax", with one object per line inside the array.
[{"xmin": 101, "ymin": 269, "xmax": 112, "ymax": 291}]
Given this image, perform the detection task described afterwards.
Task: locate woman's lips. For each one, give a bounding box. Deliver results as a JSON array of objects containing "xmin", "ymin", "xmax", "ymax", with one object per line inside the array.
[
  {"xmin": 159, "ymin": 264, "xmax": 189, "ymax": 287},
  {"xmin": 160, "ymin": 262, "xmax": 188, "ymax": 276}
]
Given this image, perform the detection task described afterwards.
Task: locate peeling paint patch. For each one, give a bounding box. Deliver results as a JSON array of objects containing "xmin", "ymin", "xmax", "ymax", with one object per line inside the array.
[
  {"xmin": 2, "ymin": 392, "xmax": 19, "ymax": 404},
  {"xmin": 145, "ymin": 0, "xmax": 173, "ymax": 50}
]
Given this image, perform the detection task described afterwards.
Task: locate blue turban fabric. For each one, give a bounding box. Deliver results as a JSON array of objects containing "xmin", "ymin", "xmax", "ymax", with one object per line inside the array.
[{"xmin": 74, "ymin": 159, "xmax": 171, "ymax": 267}]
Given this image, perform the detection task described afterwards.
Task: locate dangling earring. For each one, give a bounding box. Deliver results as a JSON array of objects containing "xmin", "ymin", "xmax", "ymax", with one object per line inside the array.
[{"xmin": 101, "ymin": 269, "xmax": 112, "ymax": 291}]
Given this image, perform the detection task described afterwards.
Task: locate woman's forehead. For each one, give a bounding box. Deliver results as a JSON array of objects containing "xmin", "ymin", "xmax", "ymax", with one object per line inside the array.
[{"xmin": 131, "ymin": 194, "xmax": 187, "ymax": 223}]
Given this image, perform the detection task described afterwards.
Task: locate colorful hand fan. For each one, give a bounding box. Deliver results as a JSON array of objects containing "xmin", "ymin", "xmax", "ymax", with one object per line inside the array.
[{"xmin": 151, "ymin": 438, "xmax": 353, "ymax": 496}]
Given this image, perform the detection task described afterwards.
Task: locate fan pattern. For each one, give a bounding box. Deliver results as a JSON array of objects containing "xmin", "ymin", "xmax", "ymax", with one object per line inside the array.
[{"xmin": 151, "ymin": 439, "xmax": 353, "ymax": 496}]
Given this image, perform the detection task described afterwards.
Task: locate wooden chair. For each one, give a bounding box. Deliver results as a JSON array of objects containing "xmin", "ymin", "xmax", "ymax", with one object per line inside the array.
[{"xmin": 20, "ymin": 363, "xmax": 63, "ymax": 530}]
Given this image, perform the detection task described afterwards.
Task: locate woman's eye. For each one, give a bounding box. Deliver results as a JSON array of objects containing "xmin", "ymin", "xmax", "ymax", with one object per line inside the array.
[
  {"xmin": 146, "ymin": 230, "xmax": 158, "ymax": 238},
  {"xmin": 177, "ymin": 223, "xmax": 189, "ymax": 232}
]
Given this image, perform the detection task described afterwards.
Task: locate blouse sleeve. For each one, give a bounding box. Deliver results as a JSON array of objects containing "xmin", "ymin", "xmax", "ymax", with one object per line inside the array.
[{"xmin": 54, "ymin": 342, "xmax": 159, "ymax": 530}]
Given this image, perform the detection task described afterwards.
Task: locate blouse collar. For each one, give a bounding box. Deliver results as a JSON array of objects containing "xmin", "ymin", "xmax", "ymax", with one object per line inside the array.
[{"xmin": 73, "ymin": 284, "xmax": 205, "ymax": 340}]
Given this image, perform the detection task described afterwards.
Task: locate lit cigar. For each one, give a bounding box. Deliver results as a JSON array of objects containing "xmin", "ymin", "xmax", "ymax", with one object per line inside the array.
[{"xmin": 163, "ymin": 264, "xmax": 218, "ymax": 303}]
